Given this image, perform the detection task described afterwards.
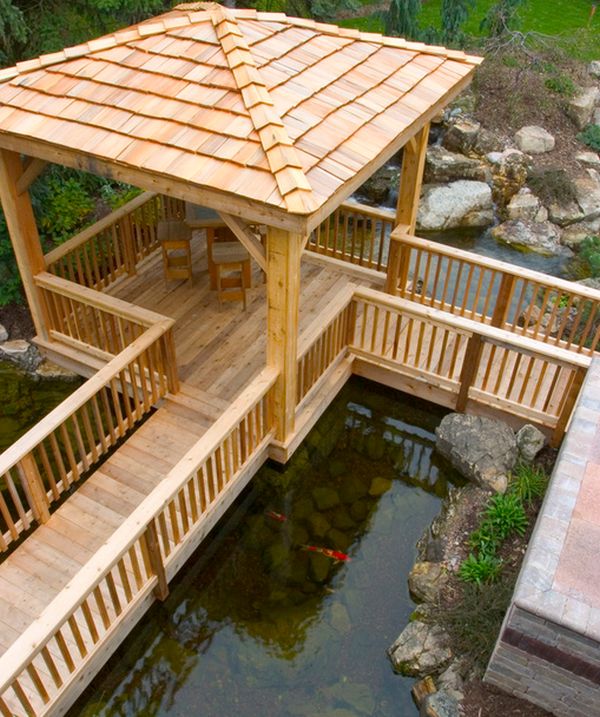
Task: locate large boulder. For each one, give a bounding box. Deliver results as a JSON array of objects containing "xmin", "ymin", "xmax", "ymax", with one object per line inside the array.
[
  {"xmin": 491, "ymin": 219, "xmax": 566, "ymax": 256},
  {"xmin": 549, "ymin": 169, "xmax": 600, "ymax": 228},
  {"xmin": 424, "ymin": 146, "xmax": 489, "ymax": 184},
  {"xmin": 473, "ymin": 128, "xmax": 506, "ymax": 156},
  {"xmin": 506, "ymin": 188, "xmax": 548, "ymax": 222},
  {"xmin": 567, "ymin": 86, "xmax": 600, "ymax": 130},
  {"xmin": 417, "ymin": 181, "xmax": 494, "ymax": 231},
  {"xmin": 388, "ymin": 621, "xmax": 452, "ymax": 677},
  {"xmin": 514, "ymin": 125, "xmax": 555, "ymax": 154},
  {"xmin": 435, "ymin": 414, "xmax": 518, "ymax": 493},
  {"xmin": 576, "ymin": 151, "xmax": 600, "ymax": 169},
  {"xmin": 408, "ymin": 562, "xmax": 447, "ymax": 604},
  {"xmin": 358, "ymin": 164, "xmax": 399, "ymax": 205},
  {"xmin": 442, "ymin": 117, "xmax": 481, "ymax": 154},
  {"xmin": 487, "ymin": 149, "xmax": 529, "ymax": 206},
  {"xmin": 0, "ymin": 339, "xmax": 42, "ymax": 372}
]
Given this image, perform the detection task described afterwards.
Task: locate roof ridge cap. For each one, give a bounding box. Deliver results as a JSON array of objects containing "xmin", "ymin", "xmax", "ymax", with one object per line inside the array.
[{"xmin": 208, "ymin": 5, "xmax": 317, "ymax": 215}]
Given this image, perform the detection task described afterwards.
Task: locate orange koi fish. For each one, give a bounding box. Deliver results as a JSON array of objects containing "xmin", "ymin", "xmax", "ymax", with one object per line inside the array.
[
  {"xmin": 265, "ymin": 510, "xmax": 287, "ymax": 523},
  {"xmin": 301, "ymin": 545, "xmax": 350, "ymax": 562}
]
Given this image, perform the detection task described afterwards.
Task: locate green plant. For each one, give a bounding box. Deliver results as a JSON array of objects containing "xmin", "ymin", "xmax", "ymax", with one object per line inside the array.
[
  {"xmin": 579, "ymin": 235, "xmax": 600, "ymax": 278},
  {"xmin": 509, "ymin": 462, "xmax": 548, "ymax": 504},
  {"xmin": 577, "ymin": 124, "xmax": 600, "ymax": 152},
  {"xmin": 468, "ymin": 521, "xmax": 500, "ymax": 556},
  {"xmin": 480, "ymin": 0, "xmax": 524, "ymax": 36},
  {"xmin": 441, "ymin": 0, "xmax": 475, "ymax": 44},
  {"xmin": 484, "ymin": 493, "xmax": 528, "ymax": 539},
  {"xmin": 544, "ymin": 74, "xmax": 577, "ymax": 97},
  {"xmin": 459, "ymin": 552, "xmax": 503, "ymax": 584},
  {"xmin": 385, "ymin": 0, "xmax": 422, "ymax": 39}
]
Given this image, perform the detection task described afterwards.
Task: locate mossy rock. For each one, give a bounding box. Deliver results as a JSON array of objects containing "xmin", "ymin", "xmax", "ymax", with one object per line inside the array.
[
  {"xmin": 327, "ymin": 527, "xmax": 351, "ymax": 551},
  {"xmin": 328, "ymin": 458, "xmax": 347, "ymax": 477},
  {"xmin": 291, "ymin": 524, "xmax": 309, "ymax": 547},
  {"xmin": 349, "ymin": 499, "xmax": 370, "ymax": 522},
  {"xmin": 312, "ymin": 486, "xmax": 341, "ymax": 511},
  {"xmin": 293, "ymin": 497, "xmax": 314, "ymax": 520},
  {"xmin": 266, "ymin": 543, "xmax": 289, "ymax": 570},
  {"xmin": 307, "ymin": 512, "xmax": 331, "ymax": 538},
  {"xmin": 309, "ymin": 552, "xmax": 331, "ymax": 582},
  {"xmin": 331, "ymin": 506, "xmax": 356, "ymax": 530},
  {"xmin": 369, "ymin": 477, "xmax": 393, "ymax": 496},
  {"xmin": 339, "ymin": 475, "xmax": 369, "ymax": 504},
  {"xmin": 365, "ymin": 433, "xmax": 386, "ymax": 461}
]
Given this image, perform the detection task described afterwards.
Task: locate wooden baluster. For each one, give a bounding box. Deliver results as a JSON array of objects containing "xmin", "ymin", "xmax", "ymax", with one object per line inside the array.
[
  {"xmin": 551, "ymin": 366, "xmax": 586, "ymax": 446},
  {"xmin": 456, "ymin": 333, "xmax": 484, "ymax": 411},
  {"xmin": 144, "ymin": 519, "xmax": 169, "ymax": 601},
  {"xmin": 18, "ymin": 453, "xmax": 50, "ymax": 524}
]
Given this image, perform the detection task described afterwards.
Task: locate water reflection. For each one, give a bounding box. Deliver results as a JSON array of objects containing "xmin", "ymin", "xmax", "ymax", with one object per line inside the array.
[{"xmin": 72, "ymin": 379, "xmax": 462, "ymax": 717}]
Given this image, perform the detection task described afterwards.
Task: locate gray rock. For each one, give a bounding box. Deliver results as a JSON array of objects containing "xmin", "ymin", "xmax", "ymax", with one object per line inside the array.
[
  {"xmin": 358, "ymin": 164, "xmax": 399, "ymax": 205},
  {"xmin": 491, "ymin": 219, "xmax": 567, "ymax": 256},
  {"xmin": 442, "ymin": 117, "xmax": 481, "ymax": 154},
  {"xmin": 514, "ymin": 125, "xmax": 555, "ymax": 154},
  {"xmin": 437, "ymin": 662, "xmax": 464, "ymax": 694},
  {"xmin": 368, "ymin": 476, "xmax": 392, "ymax": 496},
  {"xmin": 0, "ymin": 339, "xmax": 43, "ymax": 372},
  {"xmin": 321, "ymin": 682, "xmax": 375, "ymax": 716},
  {"xmin": 567, "ymin": 86, "xmax": 600, "ymax": 130},
  {"xmin": 588, "ymin": 61, "xmax": 600, "ymax": 79},
  {"xmin": 487, "ymin": 149, "xmax": 530, "ymax": 207},
  {"xmin": 473, "ymin": 128, "xmax": 506, "ymax": 156},
  {"xmin": 577, "ymin": 277, "xmax": 600, "ymax": 292},
  {"xmin": 576, "ymin": 151, "xmax": 600, "ymax": 169},
  {"xmin": 506, "ymin": 188, "xmax": 547, "ymax": 222},
  {"xmin": 574, "ymin": 169, "xmax": 600, "ymax": 217},
  {"xmin": 35, "ymin": 359, "xmax": 80, "ymax": 380},
  {"xmin": 388, "ymin": 621, "xmax": 452, "ymax": 677},
  {"xmin": 420, "ymin": 689, "xmax": 461, "ymax": 717},
  {"xmin": 561, "ymin": 218, "xmax": 600, "ymax": 248},
  {"xmin": 417, "ymin": 181, "xmax": 494, "ymax": 231},
  {"xmin": 516, "ymin": 424, "xmax": 546, "ymax": 463},
  {"xmin": 435, "ymin": 414, "xmax": 518, "ymax": 493},
  {"xmin": 425, "ymin": 146, "xmax": 489, "ymax": 184},
  {"xmin": 0, "ymin": 323, "xmax": 7, "ymax": 342},
  {"xmin": 408, "ymin": 562, "xmax": 447, "ymax": 603}
]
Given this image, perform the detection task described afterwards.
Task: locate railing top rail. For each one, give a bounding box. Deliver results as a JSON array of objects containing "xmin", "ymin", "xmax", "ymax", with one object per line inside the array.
[
  {"xmin": 0, "ymin": 318, "xmax": 173, "ymax": 477},
  {"xmin": 390, "ymin": 228, "xmax": 600, "ymax": 303},
  {"xmin": 0, "ymin": 366, "xmax": 278, "ymax": 693},
  {"xmin": 297, "ymin": 284, "xmax": 356, "ymax": 358},
  {"xmin": 353, "ymin": 287, "xmax": 592, "ymax": 370},
  {"xmin": 35, "ymin": 271, "xmax": 168, "ymax": 327},
  {"xmin": 339, "ymin": 200, "xmax": 396, "ymax": 222},
  {"xmin": 44, "ymin": 191, "xmax": 157, "ymax": 266}
]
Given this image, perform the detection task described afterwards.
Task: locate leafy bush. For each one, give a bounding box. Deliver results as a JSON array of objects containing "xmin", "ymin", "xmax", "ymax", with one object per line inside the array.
[
  {"xmin": 484, "ymin": 493, "xmax": 528, "ymax": 539},
  {"xmin": 577, "ymin": 124, "xmax": 600, "ymax": 152},
  {"xmin": 578, "ymin": 235, "xmax": 600, "ymax": 278},
  {"xmin": 468, "ymin": 521, "xmax": 500, "ymax": 557},
  {"xmin": 459, "ymin": 552, "xmax": 503, "ymax": 584},
  {"xmin": 509, "ymin": 462, "xmax": 548, "ymax": 504}
]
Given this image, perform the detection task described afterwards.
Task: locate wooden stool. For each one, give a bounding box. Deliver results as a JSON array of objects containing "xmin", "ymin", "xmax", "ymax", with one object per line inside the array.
[
  {"xmin": 207, "ymin": 226, "xmax": 252, "ymax": 290},
  {"xmin": 212, "ymin": 242, "xmax": 250, "ymax": 310},
  {"xmin": 159, "ymin": 220, "xmax": 193, "ymax": 285}
]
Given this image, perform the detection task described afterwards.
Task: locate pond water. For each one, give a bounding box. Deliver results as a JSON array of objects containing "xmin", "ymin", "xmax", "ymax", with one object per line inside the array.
[
  {"xmin": 0, "ymin": 362, "xmax": 80, "ymax": 452},
  {"xmin": 70, "ymin": 378, "xmax": 463, "ymax": 717}
]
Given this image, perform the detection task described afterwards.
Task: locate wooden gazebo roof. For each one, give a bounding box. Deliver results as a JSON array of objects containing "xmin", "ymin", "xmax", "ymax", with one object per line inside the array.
[{"xmin": 0, "ymin": 2, "xmax": 481, "ymax": 230}]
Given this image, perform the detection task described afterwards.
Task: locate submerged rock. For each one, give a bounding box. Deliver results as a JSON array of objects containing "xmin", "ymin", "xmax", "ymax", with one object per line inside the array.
[
  {"xmin": 368, "ymin": 477, "xmax": 392, "ymax": 496},
  {"xmin": 491, "ymin": 219, "xmax": 566, "ymax": 256},
  {"xmin": 435, "ymin": 414, "xmax": 518, "ymax": 493},
  {"xmin": 408, "ymin": 562, "xmax": 447, "ymax": 604},
  {"xmin": 388, "ymin": 621, "xmax": 452, "ymax": 677}
]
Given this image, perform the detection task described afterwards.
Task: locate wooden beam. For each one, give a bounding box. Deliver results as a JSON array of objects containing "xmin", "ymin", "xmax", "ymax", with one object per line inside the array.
[
  {"xmin": 217, "ymin": 212, "xmax": 267, "ymax": 271},
  {"xmin": 385, "ymin": 123, "xmax": 430, "ymax": 294},
  {"xmin": 266, "ymin": 226, "xmax": 303, "ymax": 443},
  {"xmin": 0, "ymin": 149, "xmax": 48, "ymax": 339},
  {"xmin": 16, "ymin": 157, "xmax": 47, "ymax": 195}
]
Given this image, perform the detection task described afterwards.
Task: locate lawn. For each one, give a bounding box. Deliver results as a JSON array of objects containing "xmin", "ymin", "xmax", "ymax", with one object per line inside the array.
[{"xmin": 339, "ymin": 0, "xmax": 599, "ymax": 40}]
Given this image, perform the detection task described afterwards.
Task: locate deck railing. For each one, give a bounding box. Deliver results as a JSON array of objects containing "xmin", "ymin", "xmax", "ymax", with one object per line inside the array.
[
  {"xmin": 0, "ymin": 368, "xmax": 276, "ymax": 717},
  {"xmin": 388, "ymin": 228, "xmax": 600, "ymax": 355},
  {"xmin": 35, "ymin": 271, "xmax": 171, "ymax": 363},
  {"xmin": 44, "ymin": 193, "xmax": 185, "ymax": 290},
  {"xmin": 307, "ymin": 201, "xmax": 395, "ymax": 273}
]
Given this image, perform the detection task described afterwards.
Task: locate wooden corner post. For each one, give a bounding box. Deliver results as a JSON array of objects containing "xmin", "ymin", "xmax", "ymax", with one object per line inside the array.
[
  {"xmin": 385, "ymin": 123, "xmax": 430, "ymax": 295},
  {"xmin": 266, "ymin": 226, "xmax": 302, "ymax": 445},
  {"xmin": 0, "ymin": 149, "xmax": 49, "ymax": 339}
]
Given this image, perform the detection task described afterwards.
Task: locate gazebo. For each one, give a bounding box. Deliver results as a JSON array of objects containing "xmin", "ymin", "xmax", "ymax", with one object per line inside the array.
[{"xmin": 0, "ymin": 1, "xmax": 482, "ymax": 449}]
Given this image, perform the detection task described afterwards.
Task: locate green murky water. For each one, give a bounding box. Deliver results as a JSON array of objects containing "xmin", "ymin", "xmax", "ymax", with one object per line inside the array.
[
  {"xmin": 0, "ymin": 362, "xmax": 80, "ymax": 452},
  {"xmin": 70, "ymin": 378, "xmax": 462, "ymax": 717}
]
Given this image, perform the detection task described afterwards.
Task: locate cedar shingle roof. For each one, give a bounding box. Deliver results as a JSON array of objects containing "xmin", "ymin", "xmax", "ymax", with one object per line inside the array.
[{"xmin": 0, "ymin": 3, "xmax": 482, "ymax": 217}]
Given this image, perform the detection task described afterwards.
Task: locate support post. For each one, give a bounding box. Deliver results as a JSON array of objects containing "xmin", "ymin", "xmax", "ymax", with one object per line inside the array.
[
  {"xmin": 551, "ymin": 366, "xmax": 586, "ymax": 447},
  {"xmin": 0, "ymin": 149, "xmax": 49, "ymax": 339},
  {"xmin": 144, "ymin": 518, "xmax": 169, "ymax": 601},
  {"xmin": 266, "ymin": 226, "xmax": 303, "ymax": 444},
  {"xmin": 385, "ymin": 123, "xmax": 430, "ymax": 295},
  {"xmin": 18, "ymin": 454, "xmax": 50, "ymax": 524},
  {"xmin": 456, "ymin": 332, "xmax": 483, "ymax": 411}
]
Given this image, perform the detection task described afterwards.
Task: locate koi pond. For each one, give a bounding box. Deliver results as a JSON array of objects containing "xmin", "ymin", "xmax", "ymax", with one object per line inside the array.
[{"xmin": 67, "ymin": 377, "xmax": 462, "ymax": 717}]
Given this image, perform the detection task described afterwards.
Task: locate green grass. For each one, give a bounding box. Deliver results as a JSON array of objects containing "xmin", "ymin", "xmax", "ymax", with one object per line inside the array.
[{"xmin": 339, "ymin": 0, "xmax": 599, "ymax": 55}]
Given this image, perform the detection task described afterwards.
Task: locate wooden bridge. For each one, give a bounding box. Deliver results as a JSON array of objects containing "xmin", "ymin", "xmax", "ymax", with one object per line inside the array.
[{"xmin": 0, "ymin": 5, "xmax": 598, "ymax": 714}]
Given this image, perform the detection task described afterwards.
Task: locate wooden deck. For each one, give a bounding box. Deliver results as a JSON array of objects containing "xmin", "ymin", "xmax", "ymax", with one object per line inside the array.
[{"xmin": 108, "ymin": 231, "xmax": 368, "ymax": 401}]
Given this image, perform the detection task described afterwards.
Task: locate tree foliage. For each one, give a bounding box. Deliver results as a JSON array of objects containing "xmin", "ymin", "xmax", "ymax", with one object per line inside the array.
[
  {"xmin": 441, "ymin": 0, "xmax": 474, "ymax": 44},
  {"xmin": 385, "ymin": 0, "xmax": 422, "ymax": 39},
  {"xmin": 480, "ymin": 0, "xmax": 526, "ymax": 37}
]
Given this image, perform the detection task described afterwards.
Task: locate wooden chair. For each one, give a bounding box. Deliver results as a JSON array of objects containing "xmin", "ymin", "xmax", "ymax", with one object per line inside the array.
[
  {"xmin": 207, "ymin": 226, "xmax": 252, "ymax": 291},
  {"xmin": 212, "ymin": 238, "xmax": 250, "ymax": 310},
  {"xmin": 158, "ymin": 219, "xmax": 193, "ymax": 286}
]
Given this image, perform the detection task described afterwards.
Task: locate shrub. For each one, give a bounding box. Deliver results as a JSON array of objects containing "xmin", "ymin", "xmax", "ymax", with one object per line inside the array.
[
  {"xmin": 468, "ymin": 521, "xmax": 500, "ymax": 557},
  {"xmin": 527, "ymin": 168, "xmax": 577, "ymax": 206},
  {"xmin": 510, "ymin": 462, "xmax": 548, "ymax": 504},
  {"xmin": 484, "ymin": 493, "xmax": 528, "ymax": 539},
  {"xmin": 579, "ymin": 235, "xmax": 600, "ymax": 278},
  {"xmin": 459, "ymin": 552, "xmax": 503, "ymax": 584},
  {"xmin": 544, "ymin": 74, "xmax": 577, "ymax": 97},
  {"xmin": 577, "ymin": 124, "xmax": 600, "ymax": 152}
]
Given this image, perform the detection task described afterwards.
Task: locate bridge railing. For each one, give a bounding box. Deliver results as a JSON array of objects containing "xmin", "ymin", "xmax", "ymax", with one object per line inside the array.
[
  {"xmin": 388, "ymin": 228, "xmax": 600, "ymax": 355},
  {"xmin": 0, "ymin": 367, "xmax": 277, "ymax": 717},
  {"xmin": 307, "ymin": 201, "xmax": 395, "ymax": 273},
  {"xmin": 44, "ymin": 192, "xmax": 185, "ymax": 290},
  {"xmin": 0, "ymin": 276, "xmax": 178, "ymax": 555}
]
